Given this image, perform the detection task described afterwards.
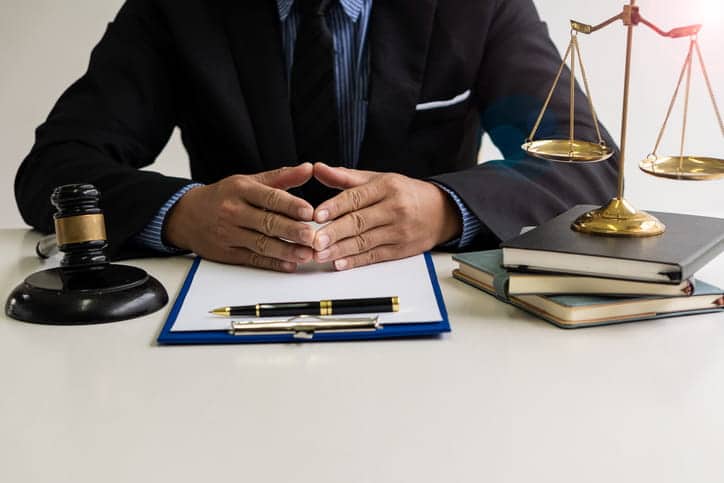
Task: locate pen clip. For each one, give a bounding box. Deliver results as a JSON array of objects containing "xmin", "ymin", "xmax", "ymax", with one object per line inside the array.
[{"xmin": 229, "ymin": 314, "xmax": 382, "ymax": 339}]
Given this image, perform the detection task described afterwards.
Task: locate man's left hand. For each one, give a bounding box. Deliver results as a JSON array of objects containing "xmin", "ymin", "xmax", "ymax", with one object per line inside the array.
[{"xmin": 311, "ymin": 162, "xmax": 462, "ymax": 270}]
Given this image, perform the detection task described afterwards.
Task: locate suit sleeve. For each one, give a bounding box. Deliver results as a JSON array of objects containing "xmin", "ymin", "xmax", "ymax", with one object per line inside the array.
[
  {"xmin": 430, "ymin": 0, "xmax": 619, "ymax": 248},
  {"xmin": 14, "ymin": 0, "xmax": 191, "ymax": 259}
]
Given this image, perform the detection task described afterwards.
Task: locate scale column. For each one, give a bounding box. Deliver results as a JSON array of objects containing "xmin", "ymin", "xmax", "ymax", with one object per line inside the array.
[{"xmin": 571, "ymin": 0, "xmax": 666, "ymax": 237}]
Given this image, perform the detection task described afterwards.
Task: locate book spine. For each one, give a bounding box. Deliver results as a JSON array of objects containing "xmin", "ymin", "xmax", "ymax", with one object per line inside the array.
[{"xmin": 679, "ymin": 236, "xmax": 724, "ymax": 282}]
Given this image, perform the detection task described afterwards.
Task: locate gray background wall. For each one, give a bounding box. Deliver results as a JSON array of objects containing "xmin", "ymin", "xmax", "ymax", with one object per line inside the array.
[{"xmin": 1, "ymin": 0, "xmax": 722, "ymax": 228}]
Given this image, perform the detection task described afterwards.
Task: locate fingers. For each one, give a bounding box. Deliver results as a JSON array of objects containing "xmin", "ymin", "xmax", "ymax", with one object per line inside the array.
[
  {"xmin": 233, "ymin": 205, "xmax": 315, "ymax": 247},
  {"xmin": 313, "ymin": 162, "xmax": 374, "ymax": 189},
  {"xmin": 331, "ymin": 246, "xmax": 400, "ymax": 271},
  {"xmin": 256, "ymin": 162, "xmax": 314, "ymax": 190},
  {"xmin": 308, "ymin": 172, "xmax": 433, "ymax": 270},
  {"xmin": 175, "ymin": 170, "xmax": 320, "ymax": 273},
  {"xmin": 315, "ymin": 225, "xmax": 395, "ymax": 263},
  {"xmin": 313, "ymin": 205, "xmax": 391, "ymax": 251},
  {"xmin": 314, "ymin": 177, "xmax": 385, "ymax": 223},
  {"xmin": 231, "ymin": 226, "xmax": 313, "ymax": 263},
  {"xmin": 241, "ymin": 179, "xmax": 314, "ymax": 221},
  {"xmin": 219, "ymin": 247, "xmax": 299, "ymax": 273},
  {"xmin": 208, "ymin": 223, "xmax": 313, "ymax": 271}
]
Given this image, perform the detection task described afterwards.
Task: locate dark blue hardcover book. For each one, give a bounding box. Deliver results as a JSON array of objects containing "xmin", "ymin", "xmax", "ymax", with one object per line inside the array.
[{"xmin": 500, "ymin": 205, "xmax": 724, "ymax": 284}]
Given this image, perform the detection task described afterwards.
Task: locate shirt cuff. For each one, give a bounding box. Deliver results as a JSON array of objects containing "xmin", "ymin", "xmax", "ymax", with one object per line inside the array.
[
  {"xmin": 430, "ymin": 181, "xmax": 482, "ymax": 249},
  {"xmin": 132, "ymin": 183, "xmax": 203, "ymax": 253}
]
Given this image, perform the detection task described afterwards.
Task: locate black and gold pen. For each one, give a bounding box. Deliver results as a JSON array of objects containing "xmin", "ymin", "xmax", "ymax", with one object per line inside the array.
[{"xmin": 210, "ymin": 296, "xmax": 399, "ymax": 317}]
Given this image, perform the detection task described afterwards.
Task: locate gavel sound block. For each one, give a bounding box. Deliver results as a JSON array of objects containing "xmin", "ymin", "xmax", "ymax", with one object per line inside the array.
[{"xmin": 5, "ymin": 184, "xmax": 168, "ymax": 324}]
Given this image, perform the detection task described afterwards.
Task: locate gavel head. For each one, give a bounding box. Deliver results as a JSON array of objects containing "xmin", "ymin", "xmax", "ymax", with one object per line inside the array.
[{"xmin": 51, "ymin": 184, "xmax": 108, "ymax": 267}]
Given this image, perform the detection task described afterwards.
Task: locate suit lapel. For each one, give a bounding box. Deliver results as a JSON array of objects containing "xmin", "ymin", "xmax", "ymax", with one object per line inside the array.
[
  {"xmin": 358, "ymin": 0, "xmax": 437, "ymax": 170},
  {"xmin": 220, "ymin": 0, "xmax": 297, "ymax": 170}
]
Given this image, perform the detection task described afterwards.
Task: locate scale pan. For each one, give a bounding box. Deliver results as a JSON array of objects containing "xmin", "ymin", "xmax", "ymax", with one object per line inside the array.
[
  {"xmin": 639, "ymin": 155, "xmax": 724, "ymax": 180},
  {"xmin": 522, "ymin": 139, "xmax": 614, "ymax": 163}
]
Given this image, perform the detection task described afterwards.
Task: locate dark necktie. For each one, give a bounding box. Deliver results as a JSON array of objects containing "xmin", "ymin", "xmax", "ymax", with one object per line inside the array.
[{"xmin": 290, "ymin": 0, "xmax": 341, "ymax": 205}]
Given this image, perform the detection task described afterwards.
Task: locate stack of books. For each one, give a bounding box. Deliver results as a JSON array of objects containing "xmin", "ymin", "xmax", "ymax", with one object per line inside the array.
[{"xmin": 453, "ymin": 205, "xmax": 724, "ymax": 328}]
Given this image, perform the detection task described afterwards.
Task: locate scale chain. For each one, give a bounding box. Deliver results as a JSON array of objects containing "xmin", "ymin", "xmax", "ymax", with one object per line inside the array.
[
  {"xmin": 572, "ymin": 36, "xmax": 605, "ymax": 146},
  {"xmin": 650, "ymin": 39, "xmax": 692, "ymax": 157},
  {"xmin": 526, "ymin": 38, "xmax": 574, "ymax": 143},
  {"xmin": 569, "ymin": 34, "xmax": 576, "ymax": 146},
  {"xmin": 680, "ymin": 38, "xmax": 694, "ymax": 164},
  {"xmin": 694, "ymin": 41, "xmax": 724, "ymax": 137}
]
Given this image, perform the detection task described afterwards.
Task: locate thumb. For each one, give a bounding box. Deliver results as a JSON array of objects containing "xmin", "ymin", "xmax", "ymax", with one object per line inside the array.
[
  {"xmin": 313, "ymin": 162, "xmax": 375, "ymax": 189},
  {"xmin": 255, "ymin": 162, "xmax": 314, "ymax": 190}
]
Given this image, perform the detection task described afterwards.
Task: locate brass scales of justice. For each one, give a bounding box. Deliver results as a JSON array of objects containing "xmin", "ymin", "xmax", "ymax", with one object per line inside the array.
[{"xmin": 522, "ymin": 0, "xmax": 723, "ymax": 237}]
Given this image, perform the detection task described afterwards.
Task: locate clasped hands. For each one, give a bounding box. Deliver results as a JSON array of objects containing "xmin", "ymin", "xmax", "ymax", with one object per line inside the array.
[{"xmin": 164, "ymin": 162, "xmax": 461, "ymax": 272}]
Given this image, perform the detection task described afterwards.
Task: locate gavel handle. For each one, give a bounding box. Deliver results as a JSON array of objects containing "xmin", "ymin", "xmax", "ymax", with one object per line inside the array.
[{"xmin": 35, "ymin": 234, "xmax": 58, "ymax": 259}]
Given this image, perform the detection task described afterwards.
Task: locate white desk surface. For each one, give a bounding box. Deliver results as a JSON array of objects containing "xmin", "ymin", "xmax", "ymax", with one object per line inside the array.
[{"xmin": 1, "ymin": 228, "xmax": 723, "ymax": 483}]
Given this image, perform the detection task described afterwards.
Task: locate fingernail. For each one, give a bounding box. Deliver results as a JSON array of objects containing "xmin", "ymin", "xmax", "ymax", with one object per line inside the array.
[
  {"xmin": 317, "ymin": 209, "xmax": 329, "ymax": 222},
  {"xmin": 281, "ymin": 262, "xmax": 296, "ymax": 272},
  {"xmin": 334, "ymin": 259, "xmax": 348, "ymax": 270},
  {"xmin": 317, "ymin": 234, "xmax": 330, "ymax": 250},
  {"xmin": 317, "ymin": 249, "xmax": 330, "ymax": 261},
  {"xmin": 295, "ymin": 248, "xmax": 310, "ymax": 261},
  {"xmin": 300, "ymin": 229, "xmax": 314, "ymax": 245},
  {"xmin": 298, "ymin": 206, "xmax": 313, "ymax": 220}
]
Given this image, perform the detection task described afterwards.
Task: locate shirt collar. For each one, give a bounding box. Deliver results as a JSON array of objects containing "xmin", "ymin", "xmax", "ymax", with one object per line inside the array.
[{"xmin": 276, "ymin": 0, "xmax": 365, "ymax": 23}]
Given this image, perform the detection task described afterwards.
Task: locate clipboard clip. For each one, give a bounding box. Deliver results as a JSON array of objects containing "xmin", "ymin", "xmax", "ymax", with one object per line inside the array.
[{"xmin": 229, "ymin": 315, "xmax": 382, "ymax": 340}]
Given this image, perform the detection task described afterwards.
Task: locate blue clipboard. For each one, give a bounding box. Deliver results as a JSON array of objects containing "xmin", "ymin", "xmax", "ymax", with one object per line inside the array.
[{"xmin": 157, "ymin": 252, "xmax": 450, "ymax": 344}]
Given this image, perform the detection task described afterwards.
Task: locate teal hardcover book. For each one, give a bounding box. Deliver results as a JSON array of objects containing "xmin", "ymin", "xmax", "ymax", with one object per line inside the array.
[{"xmin": 453, "ymin": 250, "xmax": 724, "ymax": 328}]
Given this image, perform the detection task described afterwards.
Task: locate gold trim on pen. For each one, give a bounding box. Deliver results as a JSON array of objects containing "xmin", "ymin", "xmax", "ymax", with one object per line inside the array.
[
  {"xmin": 392, "ymin": 296, "xmax": 400, "ymax": 312},
  {"xmin": 209, "ymin": 307, "xmax": 231, "ymax": 316},
  {"xmin": 320, "ymin": 300, "xmax": 332, "ymax": 316},
  {"xmin": 255, "ymin": 304, "xmax": 260, "ymax": 318}
]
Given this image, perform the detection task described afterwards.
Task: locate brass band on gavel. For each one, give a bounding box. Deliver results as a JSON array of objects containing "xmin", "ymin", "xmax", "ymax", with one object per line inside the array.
[
  {"xmin": 54, "ymin": 214, "xmax": 107, "ymax": 246},
  {"xmin": 50, "ymin": 184, "xmax": 110, "ymax": 267}
]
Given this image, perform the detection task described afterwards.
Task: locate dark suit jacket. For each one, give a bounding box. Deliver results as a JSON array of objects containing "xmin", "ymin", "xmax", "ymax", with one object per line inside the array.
[{"xmin": 15, "ymin": 0, "xmax": 619, "ymax": 258}]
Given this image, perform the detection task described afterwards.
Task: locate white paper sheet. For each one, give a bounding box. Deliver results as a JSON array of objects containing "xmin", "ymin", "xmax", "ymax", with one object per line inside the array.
[{"xmin": 170, "ymin": 254, "xmax": 443, "ymax": 332}]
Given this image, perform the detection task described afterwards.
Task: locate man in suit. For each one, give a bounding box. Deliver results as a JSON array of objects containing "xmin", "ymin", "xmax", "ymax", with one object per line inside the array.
[{"xmin": 15, "ymin": 0, "xmax": 618, "ymax": 271}]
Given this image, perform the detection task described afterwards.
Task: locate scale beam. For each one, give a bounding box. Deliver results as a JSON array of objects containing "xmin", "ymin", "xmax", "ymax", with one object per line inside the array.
[
  {"xmin": 637, "ymin": 17, "xmax": 701, "ymax": 38},
  {"xmin": 570, "ymin": 13, "xmax": 623, "ymax": 35},
  {"xmin": 570, "ymin": 5, "xmax": 701, "ymax": 39}
]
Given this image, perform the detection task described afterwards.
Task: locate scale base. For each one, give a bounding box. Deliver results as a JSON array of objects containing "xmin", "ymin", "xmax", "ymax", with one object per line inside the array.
[
  {"xmin": 571, "ymin": 198, "xmax": 666, "ymax": 237},
  {"xmin": 5, "ymin": 264, "xmax": 168, "ymax": 325}
]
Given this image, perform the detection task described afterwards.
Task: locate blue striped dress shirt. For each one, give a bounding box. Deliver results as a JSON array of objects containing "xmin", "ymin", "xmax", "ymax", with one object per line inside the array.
[{"xmin": 135, "ymin": 0, "xmax": 481, "ymax": 252}]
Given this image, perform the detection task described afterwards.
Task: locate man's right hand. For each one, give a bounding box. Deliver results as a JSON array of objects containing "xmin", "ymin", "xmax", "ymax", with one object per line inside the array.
[{"xmin": 163, "ymin": 163, "xmax": 316, "ymax": 272}]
